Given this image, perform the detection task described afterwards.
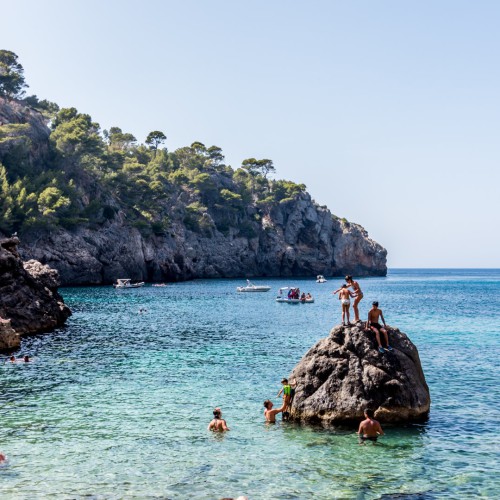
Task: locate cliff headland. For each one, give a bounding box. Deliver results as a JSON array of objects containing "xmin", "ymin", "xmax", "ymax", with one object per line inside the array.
[{"xmin": 0, "ymin": 51, "xmax": 387, "ymax": 284}]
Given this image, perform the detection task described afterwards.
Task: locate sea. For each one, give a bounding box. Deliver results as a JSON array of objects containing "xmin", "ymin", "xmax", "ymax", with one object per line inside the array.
[{"xmin": 1, "ymin": 269, "xmax": 499, "ymax": 499}]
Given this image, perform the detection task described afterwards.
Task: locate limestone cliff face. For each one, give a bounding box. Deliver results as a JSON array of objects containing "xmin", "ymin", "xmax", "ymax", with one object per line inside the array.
[
  {"xmin": 19, "ymin": 194, "xmax": 386, "ymax": 284},
  {"xmin": 0, "ymin": 97, "xmax": 50, "ymax": 170},
  {"xmin": 0, "ymin": 237, "xmax": 71, "ymax": 339}
]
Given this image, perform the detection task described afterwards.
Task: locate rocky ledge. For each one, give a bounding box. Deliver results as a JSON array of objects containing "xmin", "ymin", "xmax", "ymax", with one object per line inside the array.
[
  {"xmin": 0, "ymin": 237, "xmax": 71, "ymax": 348},
  {"xmin": 289, "ymin": 324, "xmax": 430, "ymax": 424}
]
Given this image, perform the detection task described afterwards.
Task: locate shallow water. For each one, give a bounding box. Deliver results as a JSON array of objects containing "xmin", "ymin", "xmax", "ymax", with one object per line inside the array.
[{"xmin": 1, "ymin": 270, "xmax": 499, "ymax": 499}]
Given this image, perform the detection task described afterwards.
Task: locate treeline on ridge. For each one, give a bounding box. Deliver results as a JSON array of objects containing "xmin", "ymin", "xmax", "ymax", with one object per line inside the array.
[{"xmin": 0, "ymin": 50, "xmax": 307, "ymax": 238}]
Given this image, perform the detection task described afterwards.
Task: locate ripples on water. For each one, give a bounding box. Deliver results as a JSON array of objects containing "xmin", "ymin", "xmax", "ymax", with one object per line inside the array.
[{"xmin": 1, "ymin": 270, "xmax": 499, "ymax": 499}]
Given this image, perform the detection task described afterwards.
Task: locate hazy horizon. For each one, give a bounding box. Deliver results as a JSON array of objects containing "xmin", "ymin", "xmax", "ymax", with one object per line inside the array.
[{"xmin": 2, "ymin": 0, "xmax": 499, "ymax": 268}]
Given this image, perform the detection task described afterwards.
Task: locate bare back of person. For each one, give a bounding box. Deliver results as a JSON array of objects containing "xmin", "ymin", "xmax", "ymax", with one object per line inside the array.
[
  {"xmin": 339, "ymin": 288, "xmax": 351, "ymax": 301},
  {"xmin": 359, "ymin": 418, "xmax": 382, "ymax": 437},
  {"xmin": 208, "ymin": 418, "xmax": 228, "ymax": 432}
]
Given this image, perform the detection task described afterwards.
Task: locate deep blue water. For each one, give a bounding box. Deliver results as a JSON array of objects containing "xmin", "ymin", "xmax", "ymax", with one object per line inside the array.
[{"xmin": 1, "ymin": 269, "xmax": 499, "ymax": 499}]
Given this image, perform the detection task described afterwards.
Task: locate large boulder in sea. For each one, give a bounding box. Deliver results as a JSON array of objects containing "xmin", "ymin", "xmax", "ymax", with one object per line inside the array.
[
  {"xmin": 289, "ymin": 324, "xmax": 430, "ymax": 424},
  {"xmin": 0, "ymin": 237, "xmax": 71, "ymax": 340}
]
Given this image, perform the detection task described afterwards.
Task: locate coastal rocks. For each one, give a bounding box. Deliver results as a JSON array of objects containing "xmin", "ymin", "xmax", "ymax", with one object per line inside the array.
[
  {"xmin": 289, "ymin": 324, "xmax": 430, "ymax": 424},
  {"xmin": 0, "ymin": 318, "xmax": 20, "ymax": 350},
  {"xmin": 0, "ymin": 237, "xmax": 71, "ymax": 339}
]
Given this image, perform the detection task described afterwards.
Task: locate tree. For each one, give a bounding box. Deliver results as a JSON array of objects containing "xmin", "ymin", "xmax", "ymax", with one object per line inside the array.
[
  {"xmin": 104, "ymin": 126, "xmax": 137, "ymax": 151},
  {"xmin": 241, "ymin": 158, "xmax": 275, "ymax": 178},
  {"xmin": 0, "ymin": 50, "xmax": 28, "ymax": 98},
  {"xmin": 145, "ymin": 131, "xmax": 167, "ymax": 156}
]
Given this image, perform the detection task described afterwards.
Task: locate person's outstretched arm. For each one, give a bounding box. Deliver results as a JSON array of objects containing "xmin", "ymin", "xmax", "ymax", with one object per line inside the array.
[{"xmin": 332, "ymin": 288, "xmax": 342, "ymax": 295}]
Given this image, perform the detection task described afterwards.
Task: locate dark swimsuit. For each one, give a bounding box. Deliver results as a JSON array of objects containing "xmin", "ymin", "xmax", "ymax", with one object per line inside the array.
[
  {"xmin": 360, "ymin": 435, "xmax": 378, "ymax": 442},
  {"xmin": 370, "ymin": 322, "xmax": 383, "ymax": 331}
]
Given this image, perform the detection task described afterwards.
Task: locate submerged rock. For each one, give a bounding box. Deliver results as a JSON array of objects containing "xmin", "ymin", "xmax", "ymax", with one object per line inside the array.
[
  {"xmin": 289, "ymin": 324, "xmax": 430, "ymax": 424},
  {"xmin": 0, "ymin": 237, "xmax": 71, "ymax": 341}
]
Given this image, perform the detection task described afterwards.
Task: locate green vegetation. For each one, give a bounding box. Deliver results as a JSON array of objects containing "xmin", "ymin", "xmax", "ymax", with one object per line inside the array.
[{"xmin": 0, "ymin": 50, "xmax": 308, "ymax": 238}]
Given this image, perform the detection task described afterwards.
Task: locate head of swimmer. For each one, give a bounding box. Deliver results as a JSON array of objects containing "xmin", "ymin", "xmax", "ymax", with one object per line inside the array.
[
  {"xmin": 371, "ymin": 301, "xmax": 379, "ymax": 309},
  {"xmin": 345, "ymin": 275, "xmax": 353, "ymax": 283},
  {"xmin": 213, "ymin": 407, "xmax": 222, "ymax": 419},
  {"xmin": 364, "ymin": 408, "xmax": 374, "ymax": 419},
  {"xmin": 263, "ymin": 400, "xmax": 273, "ymax": 409}
]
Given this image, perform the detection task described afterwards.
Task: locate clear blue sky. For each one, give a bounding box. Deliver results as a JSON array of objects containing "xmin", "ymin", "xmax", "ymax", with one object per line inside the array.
[{"xmin": 2, "ymin": 0, "xmax": 499, "ymax": 267}]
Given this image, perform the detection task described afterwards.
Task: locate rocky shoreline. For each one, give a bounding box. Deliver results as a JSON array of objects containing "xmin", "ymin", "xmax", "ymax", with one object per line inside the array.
[
  {"xmin": 0, "ymin": 237, "xmax": 71, "ymax": 350},
  {"xmin": 17, "ymin": 199, "xmax": 387, "ymax": 286},
  {"xmin": 289, "ymin": 323, "xmax": 430, "ymax": 424}
]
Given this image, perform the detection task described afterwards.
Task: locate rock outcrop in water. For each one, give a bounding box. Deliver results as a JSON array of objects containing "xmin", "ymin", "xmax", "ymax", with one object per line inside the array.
[
  {"xmin": 0, "ymin": 237, "xmax": 71, "ymax": 343},
  {"xmin": 289, "ymin": 324, "xmax": 430, "ymax": 424}
]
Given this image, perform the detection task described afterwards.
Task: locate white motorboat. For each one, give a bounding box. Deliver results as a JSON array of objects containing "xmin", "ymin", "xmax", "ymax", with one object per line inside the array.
[
  {"xmin": 237, "ymin": 280, "xmax": 271, "ymax": 292},
  {"xmin": 316, "ymin": 275, "xmax": 327, "ymax": 283},
  {"xmin": 113, "ymin": 278, "xmax": 145, "ymax": 289},
  {"xmin": 276, "ymin": 287, "xmax": 301, "ymax": 303}
]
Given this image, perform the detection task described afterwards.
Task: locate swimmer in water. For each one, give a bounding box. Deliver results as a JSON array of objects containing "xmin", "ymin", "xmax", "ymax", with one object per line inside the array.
[
  {"xmin": 263, "ymin": 400, "xmax": 286, "ymax": 423},
  {"xmin": 23, "ymin": 355, "xmax": 30, "ymax": 362},
  {"xmin": 208, "ymin": 407, "xmax": 230, "ymax": 431},
  {"xmin": 357, "ymin": 408, "xmax": 384, "ymax": 445}
]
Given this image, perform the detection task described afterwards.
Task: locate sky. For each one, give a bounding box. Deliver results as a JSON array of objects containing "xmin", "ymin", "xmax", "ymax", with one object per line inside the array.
[{"xmin": 1, "ymin": 0, "xmax": 499, "ymax": 267}]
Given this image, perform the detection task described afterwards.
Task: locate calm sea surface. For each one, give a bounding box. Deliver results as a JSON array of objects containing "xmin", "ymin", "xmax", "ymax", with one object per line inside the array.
[{"xmin": 1, "ymin": 269, "xmax": 499, "ymax": 499}]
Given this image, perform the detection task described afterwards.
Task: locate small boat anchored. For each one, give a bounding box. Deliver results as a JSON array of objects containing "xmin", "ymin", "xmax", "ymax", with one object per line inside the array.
[
  {"xmin": 113, "ymin": 278, "xmax": 145, "ymax": 289},
  {"xmin": 276, "ymin": 287, "xmax": 314, "ymax": 303},
  {"xmin": 316, "ymin": 275, "xmax": 327, "ymax": 283},
  {"xmin": 236, "ymin": 280, "xmax": 271, "ymax": 292},
  {"xmin": 276, "ymin": 287, "xmax": 301, "ymax": 304}
]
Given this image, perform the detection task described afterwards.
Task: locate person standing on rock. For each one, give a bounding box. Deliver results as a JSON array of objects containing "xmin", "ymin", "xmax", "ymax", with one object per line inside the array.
[
  {"xmin": 358, "ymin": 408, "xmax": 384, "ymax": 445},
  {"xmin": 333, "ymin": 285, "xmax": 356, "ymax": 326},
  {"xmin": 366, "ymin": 301, "xmax": 393, "ymax": 354},
  {"xmin": 345, "ymin": 275, "xmax": 363, "ymax": 323}
]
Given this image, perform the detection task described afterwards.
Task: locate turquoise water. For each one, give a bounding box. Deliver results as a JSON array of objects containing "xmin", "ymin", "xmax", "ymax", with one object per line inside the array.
[{"xmin": 1, "ymin": 270, "xmax": 499, "ymax": 499}]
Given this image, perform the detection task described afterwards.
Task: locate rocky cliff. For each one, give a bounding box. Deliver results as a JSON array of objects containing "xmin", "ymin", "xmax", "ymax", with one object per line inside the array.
[
  {"xmin": 1, "ymin": 97, "xmax": 387, "ymax": 285},
  {"xmin": 0, "ymin": 237, "xmax": 71, "ymax": 342},
  {"xmin": 289, "ymin": 324, "xmax": 430, "ymax": 424},
  {"xmin": 18, "ymin": 195, "xmax": 386, "ymax": 285}
]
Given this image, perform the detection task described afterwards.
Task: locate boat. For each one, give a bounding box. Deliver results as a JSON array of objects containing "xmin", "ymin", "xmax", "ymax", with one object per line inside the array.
[
  {"xmin": 236, "ymin": 280, "xmax": 271, "ymax": 292},
  {"xmin": 316, "ymin": 275, "xmax": 327, "ymax": 283},
  {"xmin": 113, "ymin": 278, "xmax": 145, "ymax": 289},
  {"xmin": 276, "ymin": 287, "xmax": 301, "ymax": 304}
]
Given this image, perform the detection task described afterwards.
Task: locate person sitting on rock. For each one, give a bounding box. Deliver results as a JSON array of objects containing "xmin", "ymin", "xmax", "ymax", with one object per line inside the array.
[
  {"xmin": 277, "ymin": 378, "xmax": 297, "ymax": 420},
  {"xmin": 358, "ymin": 408, "xmax": 384, "ymax": 445},
  {"xmin": 366, "ymin": 301, "xmax": 393, "ymax": 353},
  {"xmin": 263, "ymin": 400, "xmax": 286, "ymax": 423},
  {"xmin": 208, "ymin": 407, "xmax": 230, "ymax": 432},
  {"xmin": 333, "ymin": 284, "xmax": 356, "ymax": 326}
]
